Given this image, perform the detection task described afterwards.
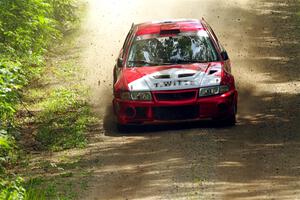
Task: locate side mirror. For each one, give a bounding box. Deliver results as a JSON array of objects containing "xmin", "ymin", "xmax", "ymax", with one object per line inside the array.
[
  {"xmin": 117, "ymin": 57, "xmax": 123, "ymax": 68},
  {"xmin": 220, "ymin": 51, "xmax": 229, "ymax": 61}
]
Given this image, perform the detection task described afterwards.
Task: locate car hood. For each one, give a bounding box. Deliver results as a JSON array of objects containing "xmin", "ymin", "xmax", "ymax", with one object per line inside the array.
[{"xmin": 122, "ymin": 62, "xmax": 223, "ymax": 91}]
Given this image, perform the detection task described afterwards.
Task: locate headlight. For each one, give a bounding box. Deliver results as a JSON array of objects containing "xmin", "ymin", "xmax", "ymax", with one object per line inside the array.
[
  {"xmin": 199, "ymin": 85, "xmax": 230, "ymax": 97},
  {"xmin": 199, "ymin": 86, "xmax": 219, "ymax": 97},
  {"xmin": 120, "ymin": 91, "xmax": 152, "ymax": 101},
  {"xmin": 131, "ymin": 91, "xmax": 152, "ymax": 101}
]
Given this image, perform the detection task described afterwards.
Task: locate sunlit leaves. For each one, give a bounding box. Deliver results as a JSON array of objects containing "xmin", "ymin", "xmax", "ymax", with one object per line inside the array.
[
  {"xmin": 0, "ymin": 0, "xmax": 77, "ymax": 125},
  {"xmin": 0, "ymin": 61, "xmax": 25, "ymax": 121},
  {"xmin": 0, "ymin": 0, "xmax": 78, "ymax": 197},
  {"xmin": 0, "ymin": 177, "xmax": 25, "ymax": 200}
]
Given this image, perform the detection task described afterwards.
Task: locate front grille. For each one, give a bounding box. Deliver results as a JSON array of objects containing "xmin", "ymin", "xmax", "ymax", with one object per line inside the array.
[
  {"xmin": 153, "ymin": 105, "xmax": 199, "ymax": 120},
  {"xmin": 155, "ymin": 91, "xmax": 196, "ymax": 101}
]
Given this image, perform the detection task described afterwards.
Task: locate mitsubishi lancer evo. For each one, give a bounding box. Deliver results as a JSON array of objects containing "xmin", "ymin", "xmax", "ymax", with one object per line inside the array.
[{"xmin": 113, "ymin": 19, "xmax": 238, "ymax": 129}]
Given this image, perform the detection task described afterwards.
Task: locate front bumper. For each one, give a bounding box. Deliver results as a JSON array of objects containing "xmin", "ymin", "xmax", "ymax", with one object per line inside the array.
[{"xmin": 113, "ymin": 89, "xmax": 238, "ymax": 125}]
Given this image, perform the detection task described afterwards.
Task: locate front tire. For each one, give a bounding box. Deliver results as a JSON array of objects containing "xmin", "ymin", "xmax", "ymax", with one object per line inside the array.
[
  {"xmin": 223, "ymin": 103, "xmax": 237, "ymax": 126},
  {"xmin": 214, "ymin": 103, "xmax": 237, "ymax": 126},
  {"xmin": 117, "ymin": 123, "xmax": 130, "ymax": 133},
  {"xmin": 224, "ymin": 112, "xmax": 236, "ymax": 126}
]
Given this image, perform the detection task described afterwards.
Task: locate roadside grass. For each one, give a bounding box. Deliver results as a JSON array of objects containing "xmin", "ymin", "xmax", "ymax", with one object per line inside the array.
[
  {"xmin": 35, "ymin": 87, "xmax": 97, "ymax": 151},
  {"xmin": 10, "ymin": 1, "xmax": 98, "ymax": 198},
  {"xmin": 0, "ymin": 0, "xmax": 94, "ymax": 199},
  {"xmin": 20, "ymin": 156, "xmax": 93, "ymax": 200},
  {"xmin": 0, "ymin": 176, "xmax": 25, "ymax": 200},
  {"xmin": 17, "ymin": 49, "xmax": 97, "ymax": 152},
  {"xmin": 0, "ymin": 131, "xmax": 17, "ymax": 173},
  {"xmin": 16, "ymin": 1, "xmax": 96, "ymax": 151},
  {"xmin": 24, "ymin": 176, "xmax": 84, "ymax": 200},
  {"xmin": 24, "ymin": 177, "xmax": 75, "ymax": 200},
  {"xmin": 15, "ymin": 48, "xmax": 96, "ymax": 199}
]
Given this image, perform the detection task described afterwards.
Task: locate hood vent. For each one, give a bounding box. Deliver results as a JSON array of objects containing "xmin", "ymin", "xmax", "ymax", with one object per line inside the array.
[
  {"xmin": 208, "ymin": 70, "xmax": 218, "ymax": 75},
  {"xmin": 178, "ymin": 73, "xmax": 195, "ymax": 78},
  {"xmin": 160, "ymin": 29, "xmax": 180, "ymax": 35},
  {"xmin": 160, "ymin": 24, "xmax": 181, "ymax": 35},
  {"xmin": 153, "ymin": 74, "xmax": 170, "ymax": 79}
]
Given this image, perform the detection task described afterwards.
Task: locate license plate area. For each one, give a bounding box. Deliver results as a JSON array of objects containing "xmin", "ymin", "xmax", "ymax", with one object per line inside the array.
[{"xmin": 153, "ymin": 105, "xmax": 199, "ymax": 120}]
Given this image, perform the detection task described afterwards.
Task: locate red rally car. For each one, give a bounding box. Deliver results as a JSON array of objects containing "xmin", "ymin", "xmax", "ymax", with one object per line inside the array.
[{"xmin": 113, "ymin": 19, "xmax": 238, "ymax": 128}]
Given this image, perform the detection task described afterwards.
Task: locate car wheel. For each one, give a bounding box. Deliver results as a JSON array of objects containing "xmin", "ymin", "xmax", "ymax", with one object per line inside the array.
[
  {"xmin": 224, "ymin": 112, "xmax": 236, "ymax": 126},
  {"xmin": 117, "ymin": 123, "xmax": 130, "ymax": 133},
  {"xmin": 214, "ymin": 104, "xmax": 237, "ymax": 126},
  {"xmin": 224, "ymin": 103, "xmax": 237, "ymax": 126}
]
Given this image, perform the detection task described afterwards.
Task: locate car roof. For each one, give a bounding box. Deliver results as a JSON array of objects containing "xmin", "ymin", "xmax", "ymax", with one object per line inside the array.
[{"xmin": 134, "ymin": 19, "xmax": 206, "ymax": 36}]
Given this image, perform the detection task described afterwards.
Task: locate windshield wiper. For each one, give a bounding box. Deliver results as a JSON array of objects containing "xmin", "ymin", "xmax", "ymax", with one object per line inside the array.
[
  {"xmin": 128, "ymin": 60, "xmax": 159, "ymax": 65},
  {"xmin": 171, "ymin": 59, "xmax": 208, "ymax": 64},
  {"xmin": 128, "ymin": 60, "xmax": 173, "ymax": 66}
]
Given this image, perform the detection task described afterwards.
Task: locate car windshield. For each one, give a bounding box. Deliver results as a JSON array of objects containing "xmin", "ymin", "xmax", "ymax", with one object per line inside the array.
[{"xmin": 127, "ymin": 31, "xmax": 219, "ymax": 67}]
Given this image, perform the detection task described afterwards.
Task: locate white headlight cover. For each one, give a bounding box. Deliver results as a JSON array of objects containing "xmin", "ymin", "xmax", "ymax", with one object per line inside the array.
[
  {"xmin": 130, "ymin": 91, "xmax": 152, "ymax": 101},
  {"xmin": 199, "ymin": 85, "xmax": 230, "ymax": 97},
  {"xmin": 120, "ymin": 91, "xmax": 152, "ymax": 101}
]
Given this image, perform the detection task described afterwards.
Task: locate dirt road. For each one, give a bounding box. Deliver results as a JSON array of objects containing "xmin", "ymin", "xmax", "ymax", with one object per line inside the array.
[{"xmin": 78, "ymin": 0, "xmax": 300, "ymax": 199}]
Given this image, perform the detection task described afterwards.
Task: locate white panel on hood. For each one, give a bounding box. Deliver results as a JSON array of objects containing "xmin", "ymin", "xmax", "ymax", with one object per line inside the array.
[{"xmin": 128, "ymin": 65, "xmax": 222, "ymax": 91}]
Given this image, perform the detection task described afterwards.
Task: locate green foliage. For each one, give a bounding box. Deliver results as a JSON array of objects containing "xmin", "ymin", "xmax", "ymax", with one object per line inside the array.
[
  {"xmin": 0, "ymin": 0, "xmax": 80, "ymax": 198},
  {"xmin": 0, "ymin": 133, "xmax": 22, "ymax": 200},
  {"xmin": 0, "ymin": 177, "xmax": 26, "ymax": 200},
  {"xmin": 1, "ymin": 175, "xmax": 81, "ymax": 200},
  {"xmin": 0, "ymin": 0, "xmax": 57, "ymax": 59},
  {"xmin": 24, "ymin": 177, "xmax": 80, "ymax": 200},
  {"xmin": 0, "ymin": 0, "xmax": 79, "ymax": 150},
  {"xmin": 0, "ymin": 130, "xmax": 17, "ymax": 173},
  {"xmin": 0, "ymin": 0, "xmax": 78, "ymax": 131},
  {"xmin": 48, "ymin": 0, "xmax": 77, "ymax": 30},
  {"xmin": 0, "ymin": 0, "xmax": 76, "ymax": 60},
  {"xmin": 23, "ymin": 178, "xmax": 48, "ymax": 200},
  {"xmin": 24, "ymin": 189, "xmax": 47, "ymax": 200},
  {"xmin": 0, "ymin": 60, "xmax": 26, "ymax": 123},
  {"xmin": 0, "ymin": 176, "xmax": 74, "ymax": 200},
  {"xmin": 36, "ymin": 88, "xmax": 94, "ymax": 151}
]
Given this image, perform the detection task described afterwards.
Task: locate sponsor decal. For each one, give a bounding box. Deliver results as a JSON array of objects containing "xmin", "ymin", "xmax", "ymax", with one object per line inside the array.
[{"xmin": 153, "ymin": 80, "xmax": 196, "ymax": 88}]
